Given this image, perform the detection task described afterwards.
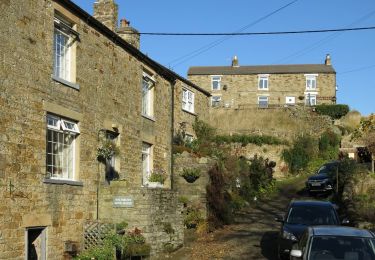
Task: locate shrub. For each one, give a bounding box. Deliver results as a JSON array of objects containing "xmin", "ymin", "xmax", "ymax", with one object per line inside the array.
[
  {"xmin": 206, "ymin": 162, "xmax": 234, "ymax": 229},
  {"xmin": 315, "ymin": 104, "xmax": 349, "ymax": 119},
  {"xmin": 192, "ymin": 118, "xmax": 216, "ymax": 142},
  {"xmin": 183, "ymin": 205, "xmax": 203, "ymax": 229},
  {"xmin": 282, "ymin": 135, "xmax": 317, "ymax": 174},
  {"xmin": 214, "ymin": 134, "xmax": 287, "ymax": 146}
]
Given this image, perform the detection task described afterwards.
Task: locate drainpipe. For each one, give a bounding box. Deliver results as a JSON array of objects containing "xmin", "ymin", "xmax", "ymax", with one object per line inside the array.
[{"xmin": 170, "ymin": 80, "xmax": 176, "ymax": 190}]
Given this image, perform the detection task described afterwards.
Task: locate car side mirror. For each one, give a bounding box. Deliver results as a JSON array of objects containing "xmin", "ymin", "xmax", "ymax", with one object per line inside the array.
[
  {"xmin": 290, "ymin": 249, "xmax": 303, "ymax": 258},
  {"xmin": 275, "ymin": 215, "xmax": 284, "ymax": 223},
  {"xmin": 342, "ymin": 218, "xmax": 350, "ymax": 225}
]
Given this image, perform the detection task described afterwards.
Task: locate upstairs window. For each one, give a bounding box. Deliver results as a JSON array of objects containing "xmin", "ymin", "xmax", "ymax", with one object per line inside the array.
[
  {"xmin": 142, "ymin": 73, "xmax": 155, "ymax": 118},
  {"xmin": 46, "ymin": 114, "xmax": 79, "ymax": 180},
  {"xmin": 306, "ymin": 75, "xmax": 317, "ymax": 90},
  {"xmin": 258, "ymin": 75, "xmax": 269, "ymax": 90},
  {"xmin": 258, "ymin": 96, "xmax": 269, "ymax": 108},
  {"xmin": 182, "ymin": 89, "xmax": 195, "ymax": 113},
  {"xmin": 211, "ymin": 76, "xmax": 221, "ymax": 90},
  {"xmin": 53, "ymin": 14, "xmax": 79, "ymax": 87}
]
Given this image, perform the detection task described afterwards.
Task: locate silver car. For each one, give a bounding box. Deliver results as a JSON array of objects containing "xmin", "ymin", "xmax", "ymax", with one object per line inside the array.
[{"xmin": 290, "ymin": 226, "xmax": 375, "ymax": 260}]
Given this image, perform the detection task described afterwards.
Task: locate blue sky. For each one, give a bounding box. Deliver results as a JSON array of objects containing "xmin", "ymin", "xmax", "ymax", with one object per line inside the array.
[{"xmin": 72, "ymin": 0, "xmax": 375, "ymax": 115}]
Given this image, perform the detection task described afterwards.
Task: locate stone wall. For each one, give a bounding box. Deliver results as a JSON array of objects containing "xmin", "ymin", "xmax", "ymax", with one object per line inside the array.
[
  {"xmin": 99, "ymin": 181, "xmax": 184, "ymax": 255},
  {"xmin": 208, "ymin": 106, "xmax": 332, "ymax": 140},
  {"xmin": 173, "ymin": 152, "xmax": 214, "ymax": 219},
  {"xmin": 173, "ymin": 80, "xmax": 209, "ymax": 138},
  {"xmin": 227, "ymin": 143, "xmax": 288, "ymax": 179}
]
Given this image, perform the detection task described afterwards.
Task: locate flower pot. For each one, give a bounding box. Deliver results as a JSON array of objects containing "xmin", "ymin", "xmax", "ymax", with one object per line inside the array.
[{"xmin": 183, "ymin": 175, "xmax": 199, "ymax": 183}]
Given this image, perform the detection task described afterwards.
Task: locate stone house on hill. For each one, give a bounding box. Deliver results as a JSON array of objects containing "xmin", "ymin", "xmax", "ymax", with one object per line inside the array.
[
  {"xmin": 0, "ymin": 0, "xmax": 208, "ymax": 258},
  {"xmin": 188, "ymin": 55, "xmax": 336, "ymax": 109}
]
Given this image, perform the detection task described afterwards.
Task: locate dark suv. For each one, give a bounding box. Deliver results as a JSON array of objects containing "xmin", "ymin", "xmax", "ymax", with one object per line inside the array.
[
  {"xmin": 276, "ymin": 200, "xmax": 340, "ymax": 259},
  {"xmin": 306, "ymin": 161, "xmax": 338, "ymax": 194}
]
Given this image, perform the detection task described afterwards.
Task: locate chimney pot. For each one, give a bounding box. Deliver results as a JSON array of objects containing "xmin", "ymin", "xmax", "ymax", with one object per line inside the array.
[
  {"xmin": 325, "ymin": 54, "xmax": 331, "ymax": 66},
  {"xmin": 120, "ymin": 19, "xmax": 130, "ymax": 28},
  {"xmin": 232, "ymin": 55, "xmax": 239, "ymax": 67}
]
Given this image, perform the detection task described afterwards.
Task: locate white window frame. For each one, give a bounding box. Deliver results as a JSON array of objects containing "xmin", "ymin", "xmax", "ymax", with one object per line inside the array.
[
  {"xmin": 182, "ymin": 88, "xmax": 195, "ymax": 113},
  {"xmin": 185, "ymin": 134, "xmax": 194, "ymax": 144},
  {"xmin": 46, "ymin": 114, "xmax": 79, "ymax": 180},
  {"xmin": 305, "ymin": 94, "xmax": 317, "ymax": 106},
  {"xmin": 211, "ymin": 95, "xmax": 222, "ymax": 107},
  {"xmin": 211, "ymin": 76, "xmax": 221, "ymax": 90},
  {"xmin": 285, "ymin": 96, "xmax": 296, "ymax": 105},
  {"xmin": 305, "ymin": 74, "xmax": 317, "ymax": 90},
  {"xmin": 258, "ymin": 96, "xmax": 269, "ymax": 108},
  {"xmin": 53, "ymin": 15, "xmax": 76, "ymax": 83},
  {"xmin": 142, "ymin": 142, "xmax": 152, "ymax": 185},
  {"xmin": 258, "ymin": 74, "xmax": 269, "ymax": 90},
  {"xmin": 142, "ymin": 72, "xmax": 155, "ymax": 118}
]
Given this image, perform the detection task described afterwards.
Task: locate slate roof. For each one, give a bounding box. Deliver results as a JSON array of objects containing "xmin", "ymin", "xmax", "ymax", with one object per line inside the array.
[{"xmin": 188, "ymin": 64, "xmax": 336, "ymax": 75}]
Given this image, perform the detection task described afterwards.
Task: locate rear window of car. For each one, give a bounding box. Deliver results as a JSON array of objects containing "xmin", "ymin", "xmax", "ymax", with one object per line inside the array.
[{"xmin": 286, "ymin": 206, "xmax": 338, "ymax": 225}]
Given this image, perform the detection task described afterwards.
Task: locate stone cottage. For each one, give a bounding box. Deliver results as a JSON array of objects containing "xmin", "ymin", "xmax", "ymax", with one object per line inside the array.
[
  {"xmin": 188, "ymin": 55, "xmax": 336, "ymax": 109},
  {"xmin": 0, "ymin": 0, "xmax": 208, "ymax": 258}
]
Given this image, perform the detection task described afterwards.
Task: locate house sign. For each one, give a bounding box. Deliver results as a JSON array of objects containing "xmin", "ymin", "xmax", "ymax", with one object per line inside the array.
[{"xmin": 113, "ymin": 196, "xmax": 134, "ymax": 208}]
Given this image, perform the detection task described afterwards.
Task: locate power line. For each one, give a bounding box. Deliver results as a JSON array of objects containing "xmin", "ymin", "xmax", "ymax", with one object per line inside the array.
[
  {"xmin": 273, "ymin": 9, "xmax": 375, "ymax": 64},
  {"xmin": 339, "ymin": 64, "xmax": 375, "ymax": 75},
  {"xmin": 131, "ymin": 26, "xmax": 375, "ymax": 36},
  {"xmin": 167, "ymin": 0, "xmax": 300, "ymax": 68}
]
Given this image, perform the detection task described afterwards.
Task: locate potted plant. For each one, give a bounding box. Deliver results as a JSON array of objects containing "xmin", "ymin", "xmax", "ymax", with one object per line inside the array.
[
  {"xmin": 148, "ymin": 168, "xmax": 167, "ymax": 186},
  {"xmin": 96, "ymin": 139, "xmax": 120, "ymax": 163},
  {"xmin": 122, "ymin": 228, "xmax": 151, "ymax": 257},
  {"xmin": 180, "ymin": 168, "xmax": 201, "ymax": 183}
]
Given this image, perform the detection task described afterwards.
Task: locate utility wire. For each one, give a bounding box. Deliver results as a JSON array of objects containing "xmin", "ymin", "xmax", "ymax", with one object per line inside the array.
[
  {"xmin": 131, "ymin": 26, "xmax": 375, "ymax": 36},
  {"xmin": 274, "ymin": 9, "xmax": 375, "ymax": 64},
  {"xmin": 339, "ymin": 64, "xmax": 375, "ymax": 75},
  {"xmin": 167, "ymin": 0, "xmax": 300, "ymax": 68}
]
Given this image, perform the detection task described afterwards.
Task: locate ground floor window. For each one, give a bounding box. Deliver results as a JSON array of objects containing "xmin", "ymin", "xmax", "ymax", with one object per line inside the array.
[
  {"xmin": 305, "ymin": 94, "xmax": 317, "ymax": 106},
  {"xmin": 26, "ymin": 227, "xmax": 46, "ymax": 260},
  {"xmin": 211, "ymin": 96, "xmax": 222, "ymax": 107},
  {"xmin": 258, "ymin": 96, "xmax": 269, "ymax": 108},
  {"xmin": 46, "ymin": 114, "xmax": 79, "ymax": 180},
  {"xmin": 142, "ymin": 142, "xmax": 152, "ymax": 185}
]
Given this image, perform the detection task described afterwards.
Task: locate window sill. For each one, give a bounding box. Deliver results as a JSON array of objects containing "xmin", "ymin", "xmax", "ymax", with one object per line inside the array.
[
  {"xmin": 257, "ymin": 88, "xmax": 269, "ymax": 91},
  {"xmin": 52, "ymin": 75, "xmax": 80, "ymax": 90},
  {"xmin": 142, "ymin": 115, "xmax": 156, "ymax": 122},
  {"xmin": 182, "ymin": 109, "xmax": 196, "ymax": 116},
  {"xmin": 143, "ymin": 182, "xmax": 164, "ymax": 188},
  {"xmin": 43, "ymin": 178, "xmax": 83, "ymax": 186}
]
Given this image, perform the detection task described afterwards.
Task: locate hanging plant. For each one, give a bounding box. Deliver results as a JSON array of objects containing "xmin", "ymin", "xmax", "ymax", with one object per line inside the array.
[
  {"xmin": 97, "ymin": 139, "xmax": 120, "ymax": 163},
  {"xmin": 180, "ymin": 168, "xmax": 201, "ymax": 183}
]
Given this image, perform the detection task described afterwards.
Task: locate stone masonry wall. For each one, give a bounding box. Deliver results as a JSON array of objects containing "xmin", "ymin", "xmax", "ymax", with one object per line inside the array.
[
  {"xmin": 0, "ymin": 0, "xmax": 173, "ymax": 258},
  {"xmin": 173, "ymin": 152, "xmax": 214, "ymax": 219},
  {"xmin": 99, "ymin": 181, "xmax": 184, "ymax": 255},
  {"xmin": 174, "ymin": 80, "xmax": 209, "ymax": 138}
]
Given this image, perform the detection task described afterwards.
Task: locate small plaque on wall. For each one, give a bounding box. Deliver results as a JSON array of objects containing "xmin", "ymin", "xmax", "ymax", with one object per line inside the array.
[{"xmin": 113, "ymin": 196, "xmax": 134, "ymax": 208}]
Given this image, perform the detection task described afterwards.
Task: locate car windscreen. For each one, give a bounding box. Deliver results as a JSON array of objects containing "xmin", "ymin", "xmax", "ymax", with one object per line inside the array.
[
  {"xmin": 286, "ymin": 206, "xmax": 338, "ymax": 225},
  {"xmin": 309, "ymin": 236, "xmax": 375, "ymax": 260}
]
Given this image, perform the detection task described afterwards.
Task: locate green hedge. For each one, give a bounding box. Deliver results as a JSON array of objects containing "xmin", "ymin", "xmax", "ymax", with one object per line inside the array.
[
  {"xmin": 214, "ymin": 134, "xmax": 287, "ymax": 146},
  {"xmin": 315, "ymin": 104, "xmax": 349, "ymax": 119}
]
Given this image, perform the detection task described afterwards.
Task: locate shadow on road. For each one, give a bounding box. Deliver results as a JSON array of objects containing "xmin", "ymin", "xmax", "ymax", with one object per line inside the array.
[{"xmin": 260, "ymin": 231, "xmax": 279, "ymax": 260}]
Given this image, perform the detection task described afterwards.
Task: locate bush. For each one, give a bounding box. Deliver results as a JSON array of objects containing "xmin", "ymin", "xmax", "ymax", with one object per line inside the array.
[
  {"xmin": 192, "ymin": 118, "xmax": 216, "ymax": 142},
  {"xmin": 282, "ymin": 135, "xmax": 317, "ymax": 174},
  {"xmin": 315, "ymin": 104, "xmax": 350, "ymax": 119},
  {"xmin": 214, "ymin": 134, "xmax": 287, "ymax": 146}
]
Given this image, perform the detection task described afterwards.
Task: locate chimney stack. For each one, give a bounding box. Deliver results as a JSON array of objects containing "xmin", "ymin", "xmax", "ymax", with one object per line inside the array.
[
  {"xmin": 93, "ymin": 0, "xmax": 118, "ymax": 31},
  {"xmin": 116, "ymin": 18, "xmax": 140, "ymax": 49},
  {"xmin": 232, "ymin": 56, "xmax": 239, "ymax": 67},
  {"xmin": 325, "ymin": 54, "xmax": 331, "ymax": 66}
]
